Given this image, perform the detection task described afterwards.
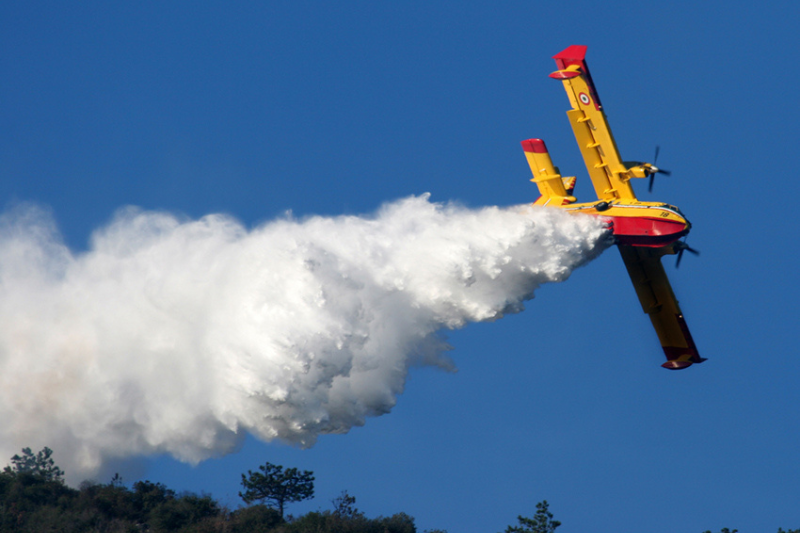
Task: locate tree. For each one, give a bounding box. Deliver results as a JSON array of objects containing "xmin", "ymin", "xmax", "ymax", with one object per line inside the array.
[
  {"xmin": 130, "ymin": 479, "xmax": 176, "ymax": 522},
  {"xmin": 332, "ymin": 490, "xmax": 361, "ymax": 519},
  {"xmin": 502, "ymin": 500, "xmax": 561, "ymax": 533},
  {"xmin": 3, "ymin": 447, "xmax": 64, "ymax": 482},
  {"xmin": 229, "ymin": 504, "xmax": 283, "ymax": 532},
  {"xmin": 148, "ymin": 492, "xmax": 221, "ymax": 531},
  {"xmin": 239, "ymin": 462, "xmax": 314, "ymax": 518}
]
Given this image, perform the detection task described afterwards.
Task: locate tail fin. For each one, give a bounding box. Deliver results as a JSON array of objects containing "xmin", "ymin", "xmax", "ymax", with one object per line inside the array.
[{"xmin": 521, "ymin": 139, "xmax": 576, "ymax": 207}]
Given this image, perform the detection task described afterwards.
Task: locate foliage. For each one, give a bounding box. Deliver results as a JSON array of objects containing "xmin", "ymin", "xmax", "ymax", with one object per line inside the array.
[
  {"xmin": 149, "ymin": 492, "xmax": 220, "ymax": 531},
  {"xmin": 3, "ymin": 447, "xmax": 64, "ymax": 483},
  {"xmin": 6, "ymin": 446, "xmax": 794, "ymax": 533},
  {"xmin": 229, "ymin": 504, "xmax": 283, "ymax": 532},
  {"xmin": 239, "ymin": 461, "xmax": 315, "ymax": 518},
  {"xmin": 0, "ymin": 452, "xmax": 224, "ymax": 533},
  {"xmin": 285, "ymin": 509, "xmax": 416, "ymax": 533},
  {"xmin": 502, "ymin": 501, "xmax": 561, "ymax": 533},
  {"xmin": 332, "ymin": 490, "xmax": 362, "ymax": 519},
  {"xmin": 377, "ymin": 512, "xmax": 417, "ymax": 533}
]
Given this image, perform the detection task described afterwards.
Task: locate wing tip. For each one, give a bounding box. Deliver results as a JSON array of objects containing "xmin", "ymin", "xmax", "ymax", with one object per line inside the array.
[
  {"xmin": 662, "ymin": 344, "xmax": 706, "ymax": 370},
  {"xmin": 553, "ymin": 45, "xmax": 588, "ymax": 62},
  {"xmin": 521, "ymin": 138, "xmax": 548, "ymax": 154},
  {"xmin": 661, "ymin": 357, "xmax": 708, "ymax": 370}
]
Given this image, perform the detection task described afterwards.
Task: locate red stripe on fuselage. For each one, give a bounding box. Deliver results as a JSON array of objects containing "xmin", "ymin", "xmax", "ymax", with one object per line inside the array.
[{"xmin": 608, "ymin": 215, "xmax": 689, "ymax": 247}]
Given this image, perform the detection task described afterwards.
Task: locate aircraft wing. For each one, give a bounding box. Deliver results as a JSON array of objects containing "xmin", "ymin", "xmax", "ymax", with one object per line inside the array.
[
  {"xmin": 550, "ymin": 45, "xmax": 637, "ymax": 202},
  {"xmin": 618, "ymin": 245, "xmax": 705, "ymax": 369}
]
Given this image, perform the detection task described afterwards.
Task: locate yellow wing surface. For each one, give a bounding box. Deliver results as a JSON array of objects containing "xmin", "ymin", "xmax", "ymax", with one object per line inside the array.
[
  {"xmin": 550, "ymin": 45, "xmax": 637, "ymax": 202},
  {"xmin": 618, "ymin": 245, "xmax": 705, "ymax": 369}
]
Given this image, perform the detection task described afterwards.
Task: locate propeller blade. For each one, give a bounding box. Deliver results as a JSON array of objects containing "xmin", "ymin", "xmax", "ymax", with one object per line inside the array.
[
  {"xmin": 647, "ymin": 146, "xmax": 667, "ymax": 192},
  {"xmin": 674, "ymin": 240, "xmax": 700, "ymax": 268}
]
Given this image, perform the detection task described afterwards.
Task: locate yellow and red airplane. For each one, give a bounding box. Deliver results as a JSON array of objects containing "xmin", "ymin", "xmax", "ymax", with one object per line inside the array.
[{"xmin": 523, "ymin": 45, "xmax": 704, "ymax": 370}]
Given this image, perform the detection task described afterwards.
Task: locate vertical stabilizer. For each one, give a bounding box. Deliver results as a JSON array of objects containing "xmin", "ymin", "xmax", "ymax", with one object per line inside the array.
[{"xmin": 521, "ymin": 139, "xmax": 575, "ymax": 207}]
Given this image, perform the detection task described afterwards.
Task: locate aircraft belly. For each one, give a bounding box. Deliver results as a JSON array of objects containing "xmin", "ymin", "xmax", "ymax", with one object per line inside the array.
[{"xmin": 610, "ymin": 216, "xmax": 689, "ymax": 247}]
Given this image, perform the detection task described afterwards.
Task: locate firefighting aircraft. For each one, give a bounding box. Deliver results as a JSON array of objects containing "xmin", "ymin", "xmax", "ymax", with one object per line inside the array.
[{"xmin": 522, "ymin": 45, "xmax": 704, "ymax": 370}]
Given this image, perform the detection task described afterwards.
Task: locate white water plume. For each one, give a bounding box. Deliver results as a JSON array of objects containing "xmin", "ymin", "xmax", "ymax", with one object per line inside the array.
[{"xmin": 0, "ymin": 194, "xmax": 609, "ymax": 481}]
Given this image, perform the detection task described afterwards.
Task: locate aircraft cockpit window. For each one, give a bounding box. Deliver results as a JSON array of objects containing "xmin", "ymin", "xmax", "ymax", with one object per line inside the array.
[{"xmin": 667, "ymin": 204, "xmax": 684, "ymax": 216}]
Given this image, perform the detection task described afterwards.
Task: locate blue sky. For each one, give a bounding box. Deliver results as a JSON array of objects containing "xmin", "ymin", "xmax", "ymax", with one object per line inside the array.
[{"xmin": 2, "ymin": 2, "xmax": 799, "ymax": 532}]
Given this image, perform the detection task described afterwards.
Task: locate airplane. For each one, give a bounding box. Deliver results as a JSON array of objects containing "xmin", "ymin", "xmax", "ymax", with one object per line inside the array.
[{"xmin": 522, "ymin": 45, "xmax": 705, "ymax": 370}]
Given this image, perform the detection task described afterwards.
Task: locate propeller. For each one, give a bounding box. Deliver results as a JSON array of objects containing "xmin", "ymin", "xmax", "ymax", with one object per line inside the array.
[
  {"xmin": 648, "ymin": 146, "xmax": 672, "ymax": 192},
  {"xmin": 674, "ymin": 239, "xmax": 700, "ymax": 268}
]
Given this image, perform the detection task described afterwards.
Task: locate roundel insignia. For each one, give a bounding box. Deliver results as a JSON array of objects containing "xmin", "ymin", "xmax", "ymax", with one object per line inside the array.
[{"xmin": 579, "ymin": 92, "xmax": 591, "ymax": 105}]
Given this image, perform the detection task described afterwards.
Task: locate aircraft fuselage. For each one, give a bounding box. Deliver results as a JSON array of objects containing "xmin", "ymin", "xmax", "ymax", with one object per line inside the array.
[{"xmin": 564, "ymin": 201, "xmax": 690, "ymax": 248}]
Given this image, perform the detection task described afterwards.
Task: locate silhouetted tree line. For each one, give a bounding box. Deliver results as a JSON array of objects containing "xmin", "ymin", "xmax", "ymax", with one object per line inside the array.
[
  {"xmin": 1, "ymin": 447, "xmax": 797, "ymax": 532},
  {"xmin": 0, "ymin": 447, "xmax": 421, "ymax": 532}
]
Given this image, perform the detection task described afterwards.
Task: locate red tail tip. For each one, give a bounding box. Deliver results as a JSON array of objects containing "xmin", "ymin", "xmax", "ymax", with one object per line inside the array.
[{"xmin": 521, "ymin": 139, "xmax": 548, "ymax": 154}]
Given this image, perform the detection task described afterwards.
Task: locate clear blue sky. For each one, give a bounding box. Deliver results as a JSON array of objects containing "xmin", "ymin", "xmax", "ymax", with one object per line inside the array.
[{"xmin": 2, "ymin": 2, "xmax": 798, "ymax": 532}]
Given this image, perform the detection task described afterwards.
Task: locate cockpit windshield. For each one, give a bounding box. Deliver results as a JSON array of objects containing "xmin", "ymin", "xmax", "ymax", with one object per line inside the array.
[{"xmin": 666, "ymin": 204, "xmax": 685, "ymax": 217}]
